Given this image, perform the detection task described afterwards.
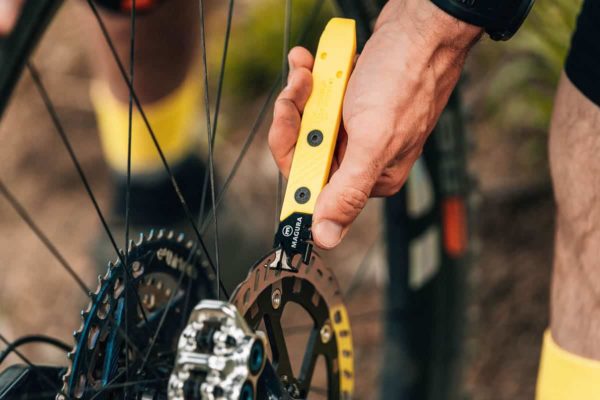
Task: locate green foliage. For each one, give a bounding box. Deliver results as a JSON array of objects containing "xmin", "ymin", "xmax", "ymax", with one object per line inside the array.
[
  {"xmin": 475, "ymin": 0, "xmax": 582, "ymax": 133},
  {"xmin": 222, "ymin": 0, "xmax": 334, "ymax": 100}
]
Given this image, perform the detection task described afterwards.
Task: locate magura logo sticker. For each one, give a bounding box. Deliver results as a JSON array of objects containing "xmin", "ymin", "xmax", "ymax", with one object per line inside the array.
[{"xmin": 282, "ymin": 225, "xmax": 293, "ymax": 237}]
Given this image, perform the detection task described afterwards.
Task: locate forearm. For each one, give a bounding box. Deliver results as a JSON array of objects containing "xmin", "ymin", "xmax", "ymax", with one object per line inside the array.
[{"xmin": 376, "ymin": 0, "xmax": 483, "ymax": 52}]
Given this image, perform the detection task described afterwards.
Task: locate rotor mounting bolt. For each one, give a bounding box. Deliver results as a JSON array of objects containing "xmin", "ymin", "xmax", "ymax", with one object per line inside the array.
[
  {"xmin": 320, "ymin": 323, "xmax": 332, "ymax": 344},
  {"xmin": 294, "ymin": 187, "xmax": 311, "ymax": 204},
  {"xmin": 307, "ymin": 129, "xmax": 323, "ymax": 147},
  {"xmin": 271, "ymin": 288, "xmax": 282, "ymax": 309}
]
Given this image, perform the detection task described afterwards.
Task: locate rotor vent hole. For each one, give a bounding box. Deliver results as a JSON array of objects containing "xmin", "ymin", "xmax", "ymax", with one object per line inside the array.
[{"xmin": 334, "ymin": 310, "xmax": 342, "ymax": 324}]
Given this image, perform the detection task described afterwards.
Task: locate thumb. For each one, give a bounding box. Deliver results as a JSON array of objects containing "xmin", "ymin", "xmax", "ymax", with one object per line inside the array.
[{"xmin": 312, "ymin": 145, "xmax": 381, "ymax": 249}]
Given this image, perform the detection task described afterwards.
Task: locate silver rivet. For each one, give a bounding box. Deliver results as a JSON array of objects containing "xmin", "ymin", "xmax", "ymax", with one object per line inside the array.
[
  {"xmin": 320, "ymin": 323, "xmax": 332, "ymax": 343},
  {"xmin": 271, "ymin": 289, "xmax": 282, "ymax": 309}
]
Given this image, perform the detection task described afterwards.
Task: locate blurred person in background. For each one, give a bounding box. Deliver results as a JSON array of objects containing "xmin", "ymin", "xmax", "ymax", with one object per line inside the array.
[
  {"xmin": 2, "ymin": 0, "xmax": 208, "ymax": 241},
  {"xmin": 3, "ymin": 0, "xmax": 600, "ymax": 398}
]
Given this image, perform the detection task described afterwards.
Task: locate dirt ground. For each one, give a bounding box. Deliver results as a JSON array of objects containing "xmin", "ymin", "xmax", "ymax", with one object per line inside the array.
[{"xmin": 0, "ymin": 2, "xmax": 555, "ymax": 399}]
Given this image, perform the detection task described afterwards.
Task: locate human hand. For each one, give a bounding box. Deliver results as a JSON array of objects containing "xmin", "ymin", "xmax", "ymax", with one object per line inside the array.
[
  {"xmin": 269, "ymin": 0, "xmax": 482, "ymax": 249},
  {"xmin": 0, "ymin": 0, "xmax": 25, "ymax": 36}
]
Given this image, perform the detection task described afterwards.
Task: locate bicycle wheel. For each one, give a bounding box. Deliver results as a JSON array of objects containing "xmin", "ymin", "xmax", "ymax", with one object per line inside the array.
[{"xmin": 0, "ymin": 1, "xmax": 394, "ymax": 399}]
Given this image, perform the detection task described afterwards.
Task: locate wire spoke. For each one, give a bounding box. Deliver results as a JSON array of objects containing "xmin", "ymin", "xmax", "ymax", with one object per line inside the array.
[
  {"xmin": 344, "ymin": 232, "xmax": 381, "ymax": 300},
  {"xmin": 284, "ymin": 306, "xmax": 388, "ymax": 337},
  {"xmin": 27, "ymin": 62, "xmax": 122, "ymax": 282},
  {"xmin": 199, "ymin": 0, "xmax": 326, "ymax": 233},
  {"xmin": 89, "ymin": 376, "xmax": 168, "ymax": 397},
  {"xmin": 0, "ymin": 178, "xmax": 155, "ymax": 375},
  {"xmin": 26, "ymin": 62, "xmax": 152, "ymax": 329},
  {"xmin": 198, "ymin": 0, "xmax": 235, "ymax": 223},
  {"xmin": 0, "ymin": 179, "xmax": 89, "ymax": 294},
  {"xmin": 136, "ymin": 244, "xmax": 198, "ymax": 373},
  {"xmin": 200, "ymin": 80, "xmax": 279, "ymax": 234},
  {"xmin": 124, "ymin": 0, "xmax": 137, "ymax": 384},
  {"xmin": 85, "ymin": 0, "xmax": 228, "ymax": 298},
  {"xmin": 275, "ymin": 0, "xmax": 292, "ymax": 228},
  {"xmin": 310, "ymin": 385, "xmax": 328, "ymax": 396},
  {"xmin": 198, "ymin": 0, "xmax": 221, "ymax": 299},
  {"xmin": 88, "ymin": 369, "xmax": 126, "ymax": 400}
]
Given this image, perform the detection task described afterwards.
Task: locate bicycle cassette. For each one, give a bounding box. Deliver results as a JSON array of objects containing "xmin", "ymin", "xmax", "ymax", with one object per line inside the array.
[{"xmin": 59, "ymin": 230, "xmax": 215, "ymax": 399}]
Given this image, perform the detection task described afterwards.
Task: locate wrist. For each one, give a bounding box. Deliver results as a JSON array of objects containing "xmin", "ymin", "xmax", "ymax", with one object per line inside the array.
[{"xmin": 376, "ymin": 0, "xmax": 483, "ymax": 52}]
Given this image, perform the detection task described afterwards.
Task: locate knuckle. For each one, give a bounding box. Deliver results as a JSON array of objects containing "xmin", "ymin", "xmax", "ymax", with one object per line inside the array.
[
  {"xmin": 374, "ymin": 167, "xmax": 409, "ymax": 197},
  {"xmin": 334, "ymin": 186, "xmax": 369, "ymax": 218}
]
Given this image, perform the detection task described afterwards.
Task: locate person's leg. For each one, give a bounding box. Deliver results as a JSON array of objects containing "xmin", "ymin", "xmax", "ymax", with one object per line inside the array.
[
  {"xmin": 83, "ymin": 0, "xmax": 207, "ymax": 226},
  {"xmin": 90, "ymin": 0, "xmax": 197, "ymax": 104},
  {"xmin": 536, "ymin": 0, "xmax": 600, "ymax": 397},
  {"xmin": 536, "ymin": 71, "xmax": 600, "ymax": 399},
  {"xmin": 548, "ymin": 73, "xmax": 600, "ymax": 359}
]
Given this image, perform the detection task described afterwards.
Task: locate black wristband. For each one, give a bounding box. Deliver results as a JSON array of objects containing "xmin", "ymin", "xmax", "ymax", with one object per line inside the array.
[
  {"xmin": 565, "ymin": 0, "xmax": 600, "ymax": 107},
  {"xmin": 430, "ymin": 0, "xmax": 535, "ymax": 41}
]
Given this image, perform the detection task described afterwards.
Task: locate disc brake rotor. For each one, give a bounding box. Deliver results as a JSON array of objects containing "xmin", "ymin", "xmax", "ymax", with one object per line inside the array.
[
  {"xmin": 230, "ymin": 250, "xmax": 354, "ymax": 400},
  {"xmin": 59, "ymin": 230, "xmax": 215, "ymax": 400}
]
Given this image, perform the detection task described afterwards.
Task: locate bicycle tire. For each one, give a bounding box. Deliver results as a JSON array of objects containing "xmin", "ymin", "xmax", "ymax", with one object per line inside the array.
[{"xmin": 0, "ymin": 0, "xmax": 63, "ymax": 118}]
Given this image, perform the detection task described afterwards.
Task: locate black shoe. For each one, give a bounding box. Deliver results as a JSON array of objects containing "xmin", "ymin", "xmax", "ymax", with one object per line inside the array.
[{"xmin": 111, "ymin": 155, "xmax": 208, "ymax": 227}]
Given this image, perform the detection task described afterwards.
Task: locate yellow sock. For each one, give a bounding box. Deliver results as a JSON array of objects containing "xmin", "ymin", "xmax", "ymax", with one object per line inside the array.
[
  {"xmin": 536, "ymin": 330, "xmax": 600, "ymax": 399},
  {"xmin": 91, "ymin": 74, "xmax": 201, "ymax": 175}
]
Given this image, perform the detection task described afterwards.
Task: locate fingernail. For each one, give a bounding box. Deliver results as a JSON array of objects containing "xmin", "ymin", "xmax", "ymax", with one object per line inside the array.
[{"xmin": 314, "ymin": 220, "xmax": 343, "ymax": 249}]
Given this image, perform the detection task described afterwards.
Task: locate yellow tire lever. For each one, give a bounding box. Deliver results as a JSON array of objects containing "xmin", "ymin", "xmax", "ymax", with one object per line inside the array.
[{"xmin": 273, "ymin": 17, "xmax": 356, "ymax": 269}]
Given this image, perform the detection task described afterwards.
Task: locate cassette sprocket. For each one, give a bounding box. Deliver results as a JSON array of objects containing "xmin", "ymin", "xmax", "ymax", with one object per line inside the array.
[
  {"xmin": 59, "ymin": 230, "xmax": 215, "ymax": 399},
  {"xmin": 230, "ymin": 250, "xmax": 354, "ymax": 399}
]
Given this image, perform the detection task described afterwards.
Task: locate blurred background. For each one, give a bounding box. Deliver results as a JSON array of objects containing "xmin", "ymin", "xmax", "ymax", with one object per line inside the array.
[{"xmin": 0, "ymin": 0, "xmax": 583, "ymax": 399}]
